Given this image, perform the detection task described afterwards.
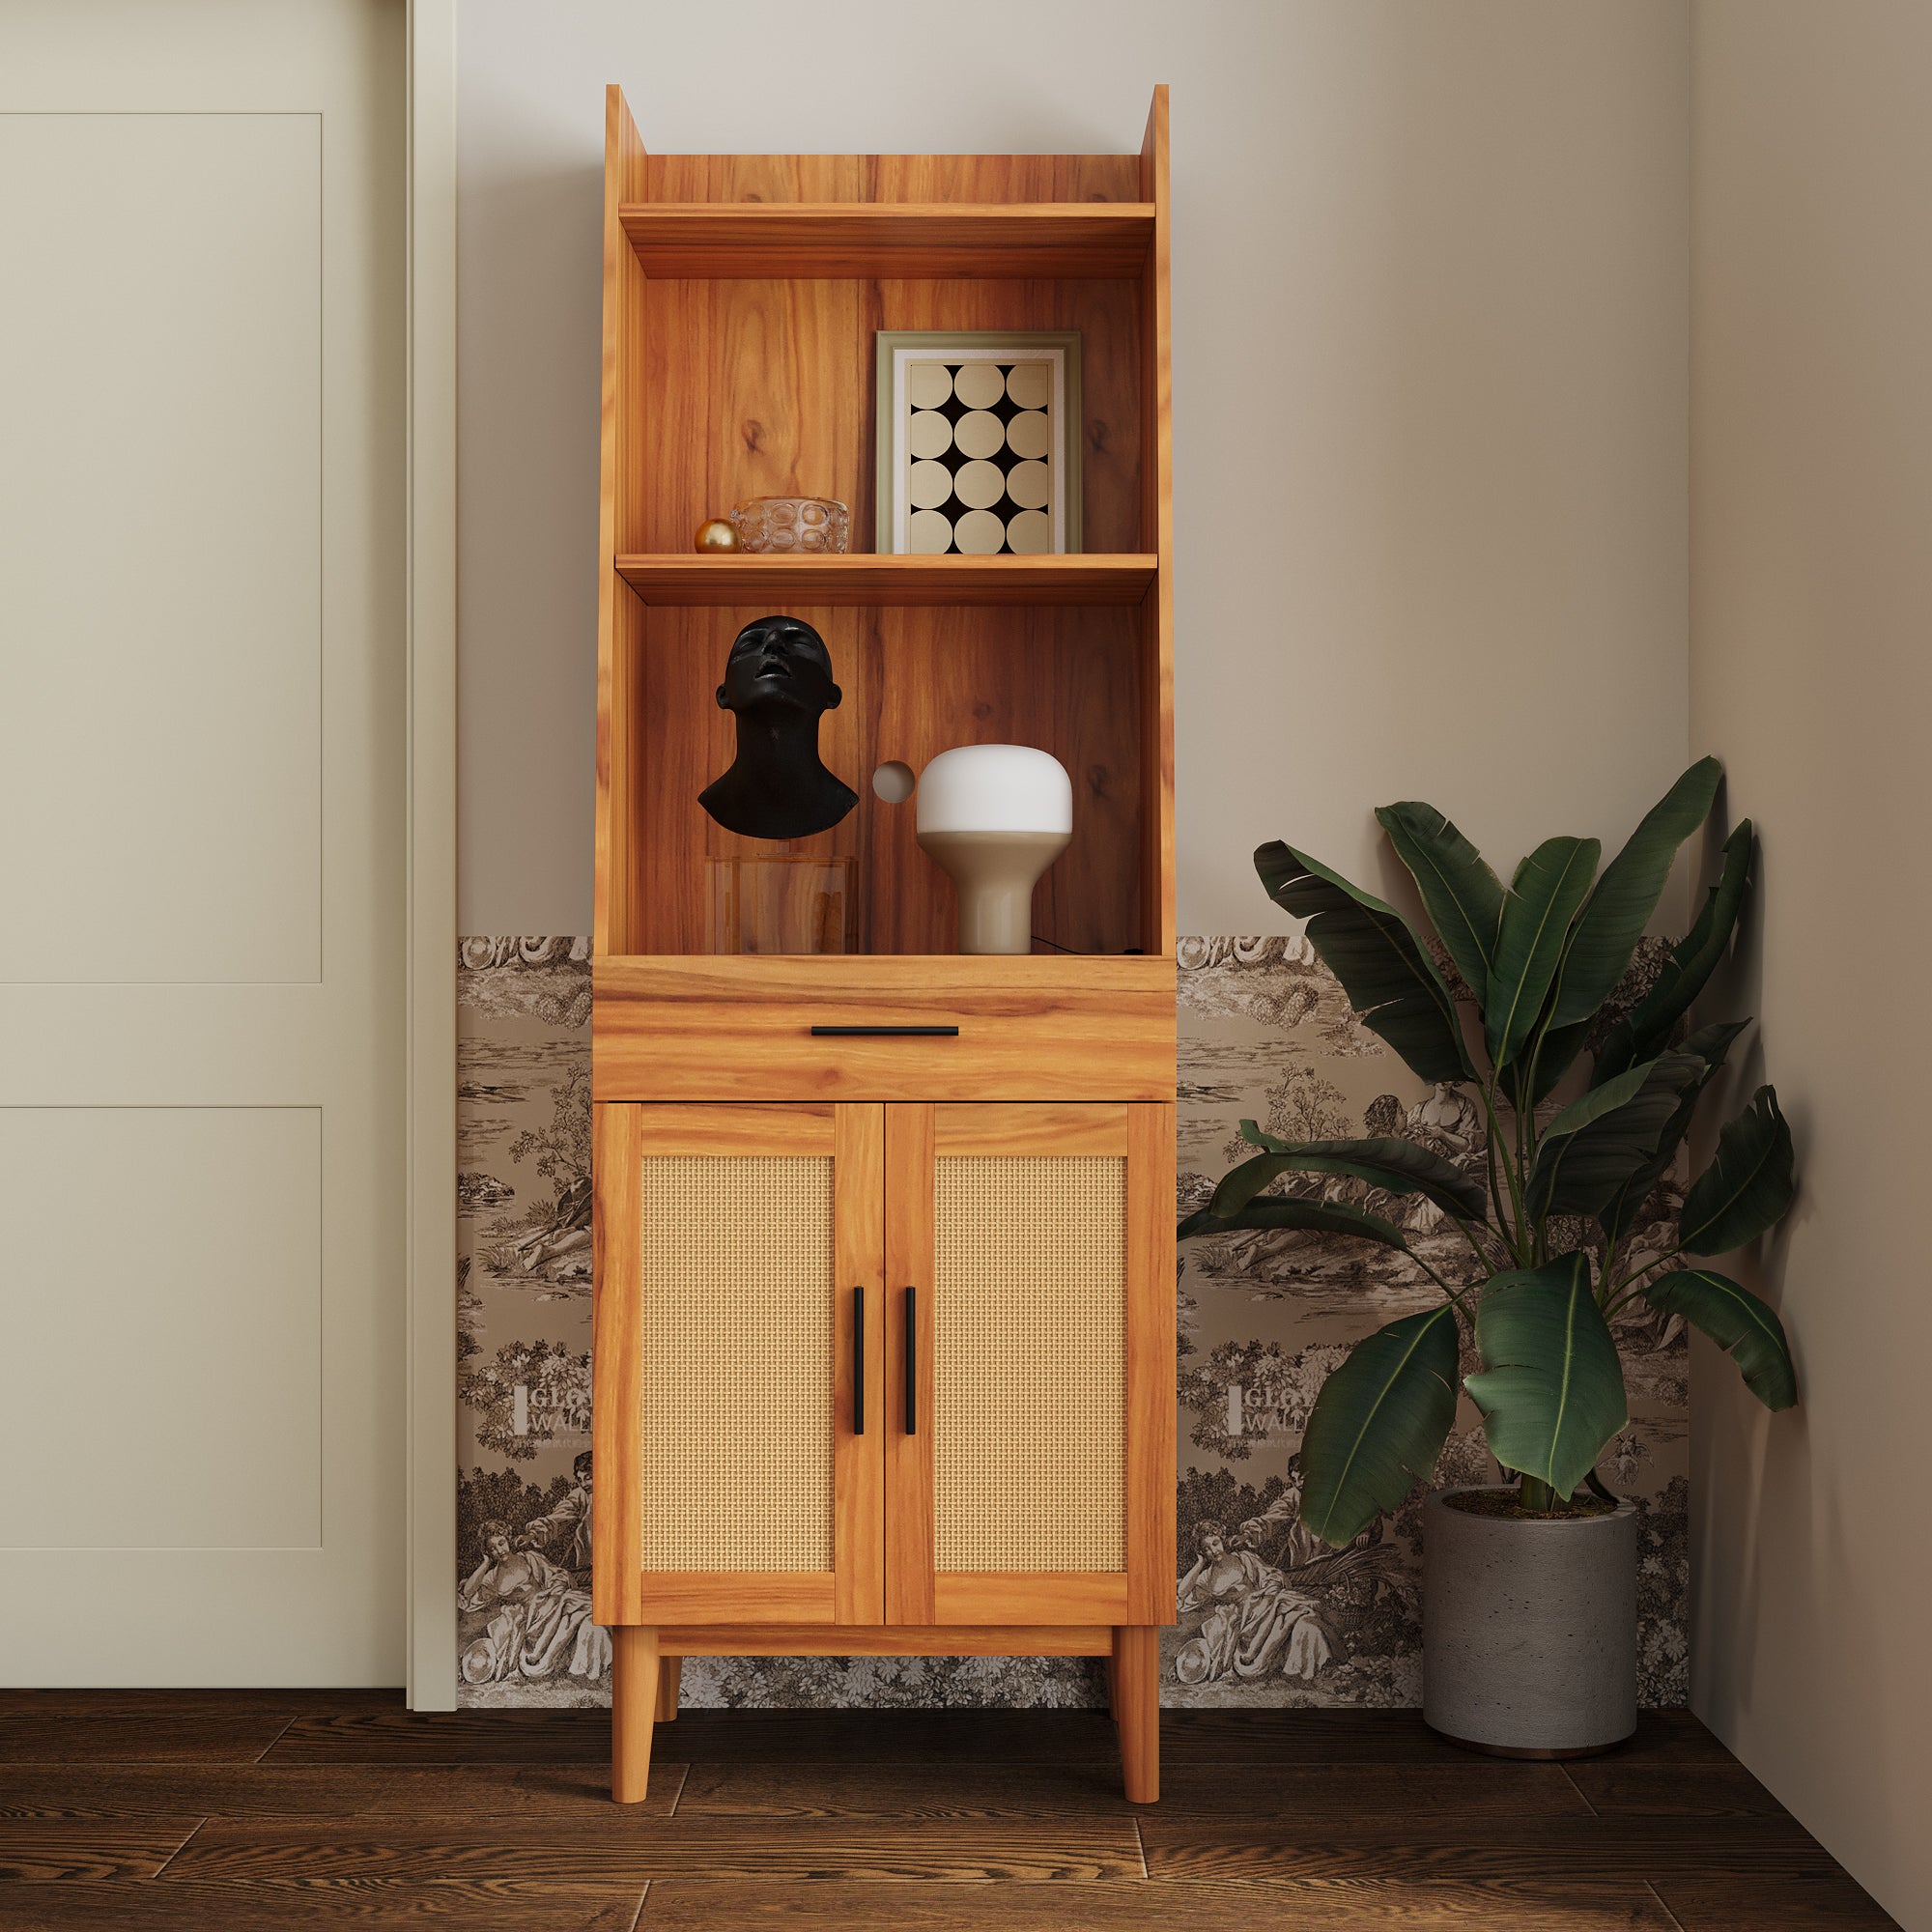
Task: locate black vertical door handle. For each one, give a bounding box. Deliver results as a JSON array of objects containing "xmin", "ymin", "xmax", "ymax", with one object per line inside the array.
[
  {"xmin": 904, "ymin": 1285, "xmax": 918, "ymax": 1435},
  {"xmin": 852, "ymin": 1286, "xmax": 866, "ymax": 1435}
]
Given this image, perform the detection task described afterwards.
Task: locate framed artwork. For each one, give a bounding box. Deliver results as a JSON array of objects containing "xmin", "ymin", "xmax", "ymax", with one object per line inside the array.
[{"xmin": 874, "ymin": 329, "xmax": 1082, "ymax": 554}]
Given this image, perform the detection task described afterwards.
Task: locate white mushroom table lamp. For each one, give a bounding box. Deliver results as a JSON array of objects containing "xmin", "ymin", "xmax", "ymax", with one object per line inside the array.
[{"xmin": 914, "ymin": 744, "xmax": 1073, "ymax": 954}]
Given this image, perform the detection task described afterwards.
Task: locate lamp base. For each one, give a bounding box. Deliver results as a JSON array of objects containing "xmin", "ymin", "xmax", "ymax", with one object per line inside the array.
[{"xmin": 917, "ymin": 830, "xmax": 1070, "ymax": 954}]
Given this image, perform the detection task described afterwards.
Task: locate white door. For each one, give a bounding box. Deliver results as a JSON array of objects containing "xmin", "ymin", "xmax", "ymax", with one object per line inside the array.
[{"xmin": 0, "ymin": 1, "xmax": 406, "ymax": 1683}]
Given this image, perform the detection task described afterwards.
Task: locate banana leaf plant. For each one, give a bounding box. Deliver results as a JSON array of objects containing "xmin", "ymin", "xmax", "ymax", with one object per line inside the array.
[{"xmin": 1179, "ymin": 758, "xmax": 1798, "ymax": 1545}]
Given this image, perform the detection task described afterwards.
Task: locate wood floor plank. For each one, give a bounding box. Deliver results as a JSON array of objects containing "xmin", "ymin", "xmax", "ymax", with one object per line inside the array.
[
  {"xmin": 0, "ymin": 1711, "xmax": 298, "ymax": 1764},
  {"xmin": 639, "ymin": 1878, "xmax": 1677, "ymax": 1928},
  {"xmin": 158, "ymin": 1815, "xmax": 1142, "ymax": 1885},
  {"xmin": 0, "ymin": 1878, "xmax": 647, "ymax": 1929},
  {"xmin": 1138, "ymin": 1816, "xmax": 1848, "ymax": 1887},
  {"xmin": 676, "ymin": 1758, "xmax": 1589, "ymax": 1819},
  {"xmin": 1157, "ymin": 1707, "xmax": 1736, "ymax": 1766},
  {"xmin": 0, "ymin": 1814, "xmax": 204, "ymax": 1881},
  {"xmin": 0, "ymin": 1761, "xmax": 682, "ymax": 1820},
  {"xmin": 0, "ymin": 1690, "xmax": 398, "ymax": 1716},
  {"xmin": 615, "ymin": 1711, "xmax": 1122, "ymax": 1767},
  {"xmin": 1653, "ymin": 1877, "xmax": 1905, "ymax": 1929},
  {"xmin": 263, "ymin": 1711, "xmax": 614, "ymax": 1765},
  {"xmin": 1567, "ymin": 1762, "xmax": 1790, "ymax": 1817}
]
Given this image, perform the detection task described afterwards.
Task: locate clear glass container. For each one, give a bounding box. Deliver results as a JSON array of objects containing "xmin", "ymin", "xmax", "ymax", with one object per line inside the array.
[{"xmin": 729, "ymin": 496, "xmax": 850, "ymax": 554}]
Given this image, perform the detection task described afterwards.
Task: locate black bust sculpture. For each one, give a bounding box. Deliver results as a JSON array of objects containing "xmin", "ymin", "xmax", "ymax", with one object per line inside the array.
[{"xmin": 697, "ymin": 615, "xmax": 858, "ymax": 839}]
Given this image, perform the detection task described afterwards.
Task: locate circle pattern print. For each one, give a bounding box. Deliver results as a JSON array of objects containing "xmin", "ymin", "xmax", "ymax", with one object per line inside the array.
[{"xmin": 897, "ymin": 356, "xmax": 1062, "ymax": 554}]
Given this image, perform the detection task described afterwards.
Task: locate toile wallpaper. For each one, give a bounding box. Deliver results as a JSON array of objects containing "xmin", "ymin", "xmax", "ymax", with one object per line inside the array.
[{"xmin": 456, "ymin": 935, "xmax": 1687, "ymax": 1710}]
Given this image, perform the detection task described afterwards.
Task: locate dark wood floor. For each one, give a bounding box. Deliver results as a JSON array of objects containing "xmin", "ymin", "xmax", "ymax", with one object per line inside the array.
[{"xmin": 0, "ymin": 1690, "xmax": 1900, "ymax": 1929}]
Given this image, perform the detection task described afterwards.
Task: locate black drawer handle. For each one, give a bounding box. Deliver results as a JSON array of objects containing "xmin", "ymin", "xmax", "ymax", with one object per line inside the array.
[
  {"xmin": 904, "ymin": 1285, "xmax": 918, "ymax": 1435},
  {"xmin": 852, "ymin": 1286, "xmax": 866, "ymax": 1435},
  {"xmin": 810, "ymin": 1025, "xmax": 959, "ymax": 1037}
]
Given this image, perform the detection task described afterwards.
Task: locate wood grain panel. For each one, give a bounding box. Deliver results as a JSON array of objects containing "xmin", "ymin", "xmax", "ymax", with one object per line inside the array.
[
  {"xmin": 0, "ymin": 1816, "xmax": 204, "ymax": 1882},
  {"xmin": 591, "ymin": 1103, "xmax": 643, "ymax": 1627},
  {"xmin": 1138, "ymin": 88, "xmax": 1175, "ymax": 957},
  {"xmin": 615, "ymin": 554, "xmax": 1157, "ymax": 606},
  {"xmin": 933, "ymin": 1104, "xmax": 1128, "ymax": 1157},
  {"xmin": 1134, "ymin": 1817, "xmax": 1848, "ymax": 1887},
  {"xmin": 261, "ymin": 1712, "xmax": 611, "ymax": 1765},
  {"xmin": 0, "ymin": 1880, "xmax": 651, "ymax": 1932},
  {"xmin": 156, "ymin": 1815, "xmax": 1142, "ymax": 1885},
  {"xmin": 1124, "ymin": 1104, "xmax": 1178, "ymax": 1624},
  {"xmin": 1652, "ymin": 1877, "xmax": 1904, "ymax": 1929},
  {"xmin": 633, "ymin": 1574, "xmax": 838, "ymax": 1623},
  {"xmin": 593, "ymin": 958, "xmax": 1175, "ymax": 1105},
  {"xmin": 0, "ymin": 1761, "xmax": 679, "ymax": 1818},
  {"xmin": 884, "ymin": 1104, "xmax": 935, "ymax": 1625},
  {"xmin": 671, "ymin": 1758, "xmax": 1591, "ymax": 1821},
  {"xmin": 0, "ymin": 1710, "xmax": 294, "ymax": 1765},
  {"xmin": 629, "ymin": 598, "xmax": 1144, "ymax": 957},
  {"xmin": 654, "ymin": 1625, "xmax": 1110, "ymax": 1657},
  {"xmin": 931, "ymin": 1574, "xmax": 1130, "ymax": 1624},
  {"xmin": 834, "ymin": 1105, "xmax": 886, "ymax": 1625},
  {"xmin": 642, "ymin": 155, "xmax": 1144, "ymax": 205},
  {"xmin": 621, "ymin": 205, "xmax": 1154, "ymax": 278},
  {"xmin": 632, "ymin": 1104, "xmax": 835, "ymax": 1156},
  {"xmin": 638, "ymin": 277, "xmax": 1138, "ymax": 554}
]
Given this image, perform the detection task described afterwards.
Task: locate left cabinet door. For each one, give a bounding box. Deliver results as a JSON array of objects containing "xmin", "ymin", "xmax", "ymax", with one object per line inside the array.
[{"xmin": 592, "ymin": 1103, "xmax": 885, "ymax": 1627}]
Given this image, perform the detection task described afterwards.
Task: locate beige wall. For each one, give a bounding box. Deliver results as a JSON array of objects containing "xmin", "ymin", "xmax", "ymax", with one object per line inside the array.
[
  {"xmin": 1690, "ymin": 6, "xmax": 1932, "ymax": 1925},
  {"xmin": 456, "ymin": 0, "xmax": 1690, "ymax": 933}
]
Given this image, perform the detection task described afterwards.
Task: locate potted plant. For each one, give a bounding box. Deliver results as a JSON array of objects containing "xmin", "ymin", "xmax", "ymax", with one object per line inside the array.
[{"xmin": 1179, "ymin": 758, "xmax": 1797, "ymax": 1755}]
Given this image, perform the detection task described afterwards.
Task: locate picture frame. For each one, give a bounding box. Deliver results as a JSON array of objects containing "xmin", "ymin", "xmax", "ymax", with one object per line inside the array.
[{"xmin": 874, "ymin": 329, "xmax": 1083, "ymax": 555}]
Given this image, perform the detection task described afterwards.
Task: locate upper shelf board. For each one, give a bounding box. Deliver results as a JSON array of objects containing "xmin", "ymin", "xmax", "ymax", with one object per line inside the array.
[
  {"xmin": 620, "ymin": 203, "xmax": 1156, "ymax": 279},
  {"xmin": 614, "ymin": 554, "xmax": 1159, "ymax": 608}
]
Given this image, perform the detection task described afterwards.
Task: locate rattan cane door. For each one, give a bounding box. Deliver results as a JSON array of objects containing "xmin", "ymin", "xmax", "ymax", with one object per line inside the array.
[
  {"xmin": 883, "ymin": 1103, "xmax": 1177, "ymax": 1627},
  {"xmin": 591, "ymin": 1102, "xmax": 885, "ymax": 1628}
]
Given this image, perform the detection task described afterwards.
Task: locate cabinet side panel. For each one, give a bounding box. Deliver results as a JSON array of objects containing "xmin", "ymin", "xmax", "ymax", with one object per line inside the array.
[
  {"xmin": 1126, "ymin": 1101, "xmax": 1178, "ymax": 1623},
  {"xmin": 592, "ymin": 1102, "xmax": 643, "ymax": 1626},
  {"xmin": 1139, "ymin": 86, "xmax": 1175, "ymax": 957},
  {"xmin": 884, "ymin": 1104, "xmax": 936, "ymax": 1623}
]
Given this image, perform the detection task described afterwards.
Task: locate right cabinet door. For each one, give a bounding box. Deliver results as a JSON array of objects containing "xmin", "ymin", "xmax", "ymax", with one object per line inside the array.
[{"xmin": 885, "ymin": 1102, "xmax": 1175, "ymax": 1627}]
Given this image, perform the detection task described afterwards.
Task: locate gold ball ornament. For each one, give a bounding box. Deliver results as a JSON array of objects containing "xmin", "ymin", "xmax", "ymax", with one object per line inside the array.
[{"xmin": 694, "ymin": 518, "xmax": 742, "ymax": 554}]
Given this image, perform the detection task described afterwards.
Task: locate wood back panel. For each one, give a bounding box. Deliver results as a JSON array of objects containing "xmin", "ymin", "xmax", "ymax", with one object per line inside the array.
[
  {"xmin": 639, "ymin": 275, "xmax": 1141, "ymax": 555},
  {"xmin": 632, "ymin": 598, "xmax": 1144, "ymax": 956},
  {"xmin": 642, "ymin": 154, "xmax": 1142, "ymax": 205}
]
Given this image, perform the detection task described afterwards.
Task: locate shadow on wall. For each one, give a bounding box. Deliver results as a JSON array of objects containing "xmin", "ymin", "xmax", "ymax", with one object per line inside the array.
[{"xmin": 454, "ymin": 934, "xmax": 1689, "ymax": 1709}]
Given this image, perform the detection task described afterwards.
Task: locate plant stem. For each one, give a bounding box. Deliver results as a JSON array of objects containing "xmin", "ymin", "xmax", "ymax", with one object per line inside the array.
[
  {"xmin": 1518, "ymin": 1473, "xmax": 1558, "ymax": 1515},
  {"xmin": 1477, "ymin": 1078, "xmax": 1530, "ymax": 1264}
]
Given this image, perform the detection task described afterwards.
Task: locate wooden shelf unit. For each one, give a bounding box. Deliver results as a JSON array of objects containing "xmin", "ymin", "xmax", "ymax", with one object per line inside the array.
[{"xmin": 591, "ymin": 84, "xmax": 1176, "ymax": 1809}]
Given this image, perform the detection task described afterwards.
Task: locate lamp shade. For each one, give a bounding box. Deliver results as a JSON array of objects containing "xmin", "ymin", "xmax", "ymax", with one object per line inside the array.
[{"xmin": 914, "ymin": 744, "xmax": 1073, "ymax": 836}]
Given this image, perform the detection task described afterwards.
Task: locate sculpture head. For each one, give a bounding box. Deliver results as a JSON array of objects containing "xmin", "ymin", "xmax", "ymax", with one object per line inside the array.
[{"xmin": 716, "ymin": 615, "xmax": 841, "ymax": 720}]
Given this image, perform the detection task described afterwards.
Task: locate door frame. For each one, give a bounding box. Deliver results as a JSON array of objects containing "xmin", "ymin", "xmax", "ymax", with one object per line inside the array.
[{"xmin": 405, "ymin": 0, "xmax": 458, "ymax": 1710}]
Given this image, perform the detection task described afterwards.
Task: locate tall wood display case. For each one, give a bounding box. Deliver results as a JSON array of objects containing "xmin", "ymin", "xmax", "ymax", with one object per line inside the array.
[{"xmin": 590, "ymin": 84, "xmax": 1177, "ymax": 1804}]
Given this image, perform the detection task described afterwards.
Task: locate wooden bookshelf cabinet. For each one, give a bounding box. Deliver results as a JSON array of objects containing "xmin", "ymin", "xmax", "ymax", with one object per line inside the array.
[{"xmin": 590, "ymin": 84, "xmax": 1177, "ymax": 1805}]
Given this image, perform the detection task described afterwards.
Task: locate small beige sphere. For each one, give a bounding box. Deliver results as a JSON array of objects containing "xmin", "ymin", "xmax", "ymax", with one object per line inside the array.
[{"xmin": 694, "ymin": 518, "xmax": 741, "ymax": 554}]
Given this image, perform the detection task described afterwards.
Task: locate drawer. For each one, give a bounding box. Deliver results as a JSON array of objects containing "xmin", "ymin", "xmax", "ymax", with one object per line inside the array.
[{"xmin": 592, "ymin": 955, "xmax": 1177, "ymax": 1102}]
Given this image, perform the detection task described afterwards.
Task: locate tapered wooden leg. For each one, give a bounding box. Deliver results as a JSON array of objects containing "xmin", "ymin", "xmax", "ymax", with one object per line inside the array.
[
  {"xmin": 611, "ymin": 1626, "xmax": 659, "ymax": 1804},
  {"xmin": 1112, "ymin": 1625, "xmax": 1159, "ymax": 1803},
  {"xmin": 655, "ymin": 1653, "xmax": 681, "ymax": 1722},
  {"xmin": 1104, "ymin": 1653, "xmax": 1118, "ymax": 1721}
]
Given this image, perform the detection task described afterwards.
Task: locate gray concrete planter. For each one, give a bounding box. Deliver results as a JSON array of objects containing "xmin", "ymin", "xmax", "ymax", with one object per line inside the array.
[{"xmin": 1423, "ymin": 1485, "xmax": 1638, "ymax": 1757}]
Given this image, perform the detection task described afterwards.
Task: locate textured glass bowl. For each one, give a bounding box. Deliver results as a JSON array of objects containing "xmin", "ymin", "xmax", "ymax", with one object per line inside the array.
[{"xmin": 729, "ymin": 496, "xmax": 850, "ymax": 554}]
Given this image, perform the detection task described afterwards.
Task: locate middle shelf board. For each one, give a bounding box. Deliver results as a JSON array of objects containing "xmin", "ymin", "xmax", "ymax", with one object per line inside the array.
[
  {"xmin": 614, "ymin": 554, "xmax": 1159, "ymax": 608},
  {"xmin": 620, "ymin": 202, "xmax": 1155, "ymax": 279}
]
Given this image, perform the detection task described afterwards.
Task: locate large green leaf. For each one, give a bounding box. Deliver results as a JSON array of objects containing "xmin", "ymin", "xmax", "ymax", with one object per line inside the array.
[
  {"xmin": 1225, "ymin": 1122, "xmax": 1490, "ymax": 1221},
  {"xmin": 1466, "ymin": 1253, "xmax": 1629, "ymax": 1499},
  {"xmin": 1178, "ymin": 1196, "xmax": 1415, "ymax": 1253},
  {"xmin": 1680, "ymin": 1086, "xmax": 1796, "ymax": 1255},
  {"xmin": 1645, "ymin": 1268, "xmax": 1797, "ymax": 1409},
  {"xmin": 1298, "ymin": 1305, "xmax": 1462, "ymax": 1546},
  {"xmin": 1255, "ymin": 842, "xmax": 1474, "ymax": 1084},
  {"xmin": 1596, "ymin": 821, "xmax": 1754, "ymax": 1087},
  {"xmin": 1545, "ymin": 759, "xmax": 1722, "ymax": 1031},
  {"xmin": 1485, "ymin": 838, "xmax": 1602, "ymax": 1071},
  {"xmin": 1375, "ymin": 802, "xmax": 1505, "ymax": 1008},
  {"xmin": 1597, "ymin": 1021, "xmax": 1749, "ymax": 1250},
  {"xmin": 1524, "ymin": 1051, "xmax": 1705, "ymax": 1220}
]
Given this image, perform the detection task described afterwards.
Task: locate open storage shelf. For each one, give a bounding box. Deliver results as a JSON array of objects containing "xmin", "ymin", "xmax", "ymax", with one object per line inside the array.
[
  {"xmin": 620, "ymin": 202, "xmax": 1155, "ymax": 278},
  {"xmin": 613, "ymin": 553, "xmax": 1158, "ymax": 607}
]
